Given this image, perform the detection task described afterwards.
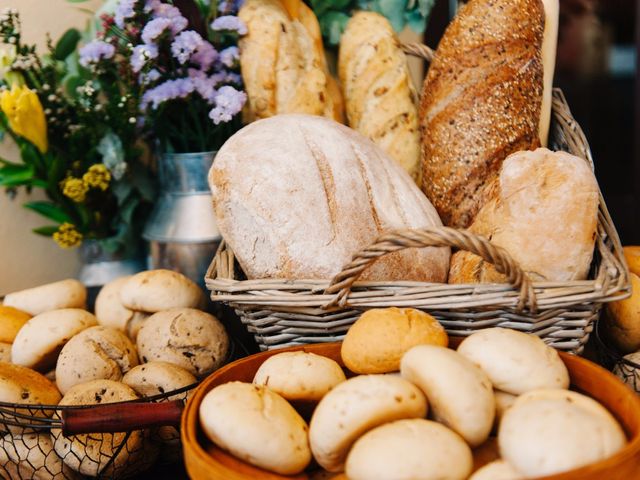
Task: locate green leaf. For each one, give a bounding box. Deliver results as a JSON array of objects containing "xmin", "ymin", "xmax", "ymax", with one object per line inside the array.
[
  {"xmin": 54, "ymin": 29, "xmax": 82, "ymax": 61},
  {"xmin": 0, "ymin": 164, "xmax": 35, "ymax": 186},
  {"xmin": 120, "ymin": 195, "xmax": 139, "ymax": 225},
  {"xmin": 319, "ymin": 11, "xmax": 351, "ymax": 46},
  {"xmin": 376, "ymin": 0, "xmax": 408, "ymax": 32},
  {"xmin": 311, "ymin": 0, "xmax": 351, "ymax": 17},
  {"xmin": 23, "ymin": 201, "xmax": 72, "ymax": 223},
  {"xmin": 405, "ymin": 9, "xmax": 428, "ymax": 33},
  {"xmin": 33, "ymin": 226, "xmax": 59, "ymax": 237}
]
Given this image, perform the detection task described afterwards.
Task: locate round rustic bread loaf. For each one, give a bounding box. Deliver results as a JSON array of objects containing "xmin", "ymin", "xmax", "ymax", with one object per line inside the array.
[
  {"xmin": 400, "ymin": 345, "xmax": 494, "ymax": 447},
  {"xmin": 123, "ymin": 361, "xmax": 196, "ymax": 399},
  {"xmin": 457, "ymin": 328, "xmax": 569, "ymax": 395},
  {"xmin": 253, "ymin": 351, "xmax": 345, "ymax": 402},
  {"xmin": 469, "ymin": 460, "xmax": 524, "ymax": 480},
  {"xmin": 11, "ymin": 309, "xmax": 97, "ymax": 372},
  {"xmin": 605, "ymin": 272, "xmax": 640, "ymax": 354},
  {"xmin": 95, "ymin": 276, "xmax": 134, "ymax": 330},
  {"xmin": 136, "ymin": 308, "xmax": 228, "ymax": 377},
  {"xmin": 613, "ymin": 351, "xmax": 640, "ymax": 391},
  {"xmin": 126, "ymin": 311, "xmax": 150, "ymax": 342},
  {"xmin": 199, "ymin": 382, "xmax": 312, "ymax": 475},
  {"xmin": 309, "ymin": 374, "xmax": 427, "ymax": 472},
  {"xmin": 55, "ymin": 326, "xmax": 139, "ymax": 395},
  {"xmin": 0, "ymin": 306, "xmax": 31, "ymax": 343},
  {"xmin": 3, "ymin": 279, "xmax": 86, "ymax": 316},
  {"xmin": 341, "ymin": 308, "xmax": 447, "ymax": 374},
  {"xmin": 120, "ymin": 270, "xmax": 203, "ymax": 313},
  {"xmin": 499, "ymin": 389, "xmax": 626, "ymax": 477},
  {"xmin": 0, "ymin": 432, "xmax": 81, "ymax": 480},
  {"xmin": 209, "ymin": 114, "xmax": 449, "ymax": 282},
  {"xmin": 0, "ymin": 362, "xmax": 61, "ymax": 405},
  {"xmin": 494, "ymin": 390, "xmax": 517, "ymax": 430},
  {"xmin": 51, "ymin": 379, "xmax": 152, "ymax": 477},
  {"xmin": 345, "ymin": 419, "xmax": 472, "ymax": 480}
]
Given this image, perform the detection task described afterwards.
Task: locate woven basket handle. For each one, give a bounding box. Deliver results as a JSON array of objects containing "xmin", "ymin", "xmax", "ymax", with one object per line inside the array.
[
  {"xmin": 324, "ymin": 227, "xmax": 537, "ymax": 312},
  {"xmin": 401, "ymin": 42, "xmax": 435, "ymax": 62}
]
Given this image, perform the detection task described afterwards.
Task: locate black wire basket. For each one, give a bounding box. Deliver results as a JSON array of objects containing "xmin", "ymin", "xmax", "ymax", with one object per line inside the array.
[{"xmin": 594, "ymin": 318, "xmax": 640, "ymax": 394}]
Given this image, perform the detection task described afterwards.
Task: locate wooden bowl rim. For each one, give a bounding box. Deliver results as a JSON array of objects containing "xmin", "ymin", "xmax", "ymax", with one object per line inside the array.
[{"xmin": 182, "ymin": 342, "xmax": 640, "ymax": 480}]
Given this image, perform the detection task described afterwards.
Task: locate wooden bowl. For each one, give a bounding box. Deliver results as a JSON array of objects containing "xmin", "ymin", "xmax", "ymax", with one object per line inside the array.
[{"xmin": 182, "ymin": 342, "xmax": 640, "ymax": 480}]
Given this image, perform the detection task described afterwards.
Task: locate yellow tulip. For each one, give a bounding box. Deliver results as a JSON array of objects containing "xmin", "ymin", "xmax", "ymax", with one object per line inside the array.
[{"xmin": 0, "ymin": 85, "xmax": 48, "ymax": 153}]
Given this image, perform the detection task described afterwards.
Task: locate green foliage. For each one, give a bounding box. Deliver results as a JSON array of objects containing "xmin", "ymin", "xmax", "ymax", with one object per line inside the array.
[
  {"xmin": 54, "ymin": 28, "xmax": 82, "ymax": 61},
  {"xmin": 23, "ymin": 202, "xmax": 72, "ymax": 224}
]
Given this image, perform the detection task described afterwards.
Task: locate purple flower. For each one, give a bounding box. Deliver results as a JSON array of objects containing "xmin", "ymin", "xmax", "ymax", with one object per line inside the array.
[
  {"xmin": 79, "ymin": 40, "xmax": 115, "ymax": 67},
  {"xmin": 188, "ymin": 70, "xmax": 218, "ymax": 103},
  {"xmin": 144, "ymin": 1, "xmax": 188, "ymax": 32},
  {"xmin": 115, "ymin": 0, "xmax": 138, "ymax": 28},
  {"xmin": 171, "ymin": 30, "xmax": 203, "ymax": 64},
  {"xmin": 225, "ymin": 72, "xmax": 243, "ymax": 85},
  {"xmin": 191, "ymin": 42, "xmax": 218, "ymax": 70},
  {"xmin": 208, "ymin": 86, "xmax": 246, "ymax": 124},
  {"xmin": 141, "ymin": 17, "xmax": 171, "ymax": 44},
  {"xmin": 130, "ymin": 43, "xmax": 158, "ymax": 73},
  {"xmin": 219, "ymin": 46, "xmax": 239, "ymax": 68},
  {"xmin": 210, "ymin": 15, "xmax": 247, "ymax": 35},
  {"xmin": 218, "ymin": 0, "xmax": 244, "ymax": 14},
  {"xmin": 141, "ymin": 77, "xmax": 195, "ymax": 110},
  {"xmin": 143, "ymin": 0, "xmax": 161, "ymax": 13},
  {"xmin": 139, "ymin": 68, "xmax": 161, "ymax": 85}
]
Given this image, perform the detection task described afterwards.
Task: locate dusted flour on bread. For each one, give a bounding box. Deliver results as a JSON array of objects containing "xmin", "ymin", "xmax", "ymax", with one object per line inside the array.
[{"xmin": 209, "ymin": 114, "xmax": 449, "ymax": 281}]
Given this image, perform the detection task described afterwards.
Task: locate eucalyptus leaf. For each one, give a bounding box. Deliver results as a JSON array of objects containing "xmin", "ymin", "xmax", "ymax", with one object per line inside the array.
[
  {"xmin": 319, "ymin": 11, "xmax": 351, "ymax": 46},
  {"xmin": 54, "ymin": 29, "xmax": 81, "ymax": 61},
  {"xmin": 417, "ymin": 0, "xmax": 435, "ymax": 17},
  {"xmin": 33, "ymin": 226, "xmax": 59, "ymax": 237},
  {"xmin": 23, "ymin": 201, "xmax": 72, "ymax": 223},
  {"xmin": 406, "ymin": 9, "xmax": 428, "ymax": 33},
  {"xmin": 376, "ymin": 0, "xmax": 408, "ymax": 32}
]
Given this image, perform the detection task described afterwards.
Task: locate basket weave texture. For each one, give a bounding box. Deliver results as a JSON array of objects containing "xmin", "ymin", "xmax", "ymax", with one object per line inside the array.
[{"xmin": 206, "ymin": 85, "xmax": 630, "ymax": 353}]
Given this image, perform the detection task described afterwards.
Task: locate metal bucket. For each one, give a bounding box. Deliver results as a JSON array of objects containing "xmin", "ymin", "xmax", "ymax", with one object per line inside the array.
[{"xmin": 143, "ymin": 152, "xmax": 220, "ymax": 287}]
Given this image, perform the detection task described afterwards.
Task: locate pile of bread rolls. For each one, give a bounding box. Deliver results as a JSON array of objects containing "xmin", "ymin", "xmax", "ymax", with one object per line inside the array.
[
  {"xmin": 0, "ymin": 270, "xmax": 229, "ymax": 478},
  {"xmin": 199, "ymin": 308, "xmax": 627, "ymax": 479}
]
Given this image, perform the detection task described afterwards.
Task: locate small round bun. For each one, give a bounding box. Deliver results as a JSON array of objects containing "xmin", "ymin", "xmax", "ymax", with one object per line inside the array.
[
  {"xmin": 11, "ymin": 309, "xmax": 97, "ymax": 371},
  {"xmin": 613, "ymin": 351, "xmax": 640, "ymax": 391},
  {"xmin": 499, "ymin": 389, "xmax": 626, "ymax": 477},
  {"xmin": 0, "ymin": 432, "xmax": 81, "ymax": 480},
  {"xmin": 401, "ymin": 345, "xmax": 494, "ymax": 447},
  {"xmin": 457, "ymin": 328, "xmax": 569, "ymax": 394},
  {"xmin": 123, "ymin": 361, "xmax": 196, "ymax": 399},
  {"xmin": 199, "ymin": 382, "xmax": 311, "ymax": 475},
  {"xmin": 120, "ymin": 270, "xmax": 203, "ymax": 313},
  {"xmin": 341, "ymin": 308, "xmax": 447, "ymax": 374},
  {"xmin": 0, "ymin": 362, "xmax": 61, "ymax": 405},
  {"xmin": 51, "ymin": 380, "xmax": 149, "ymax": 477},
  {"xmin": 55, "ymin": 326, "xmax": 139, "ymax": 394},
  {"xmin": 345, "ymin": 419, "xmax": 472, "ymax": 480},
  {"xmin": 494, "ymin": 390, "xmax": 517, "ymax": 430},
  {"xmin": 0, "ymin": 306, "xmax": 31, "ymax": 343},
  {"xmin": 469, "ymin": 460, "xmax": 523, "ymax": 480},
  {"xmin": 137, "ymin": 308, "xmax": 228, "ymax": 378},
  {"xmin": 604, "ymin": 272, "xmax": 640, "ymax": 353},
  {"xmin": 253, "ymin": 352, "xmax": 345, "ymax": 401},
  {"xmin": 0, "ymin": 342, "xmax": 11, "ymax": 362},
  {"xmin": 126, "ymin": 311, "xmax": 150, "ymax": 342},
  {"xmin": 3, "ymin": 279, "xmax": 86, "ymax": 316},
  {"xmin": 95, "ymin": 276, "xmax": 134, "ymax": 330},
  {"xmin": 309, "ymin": 374, "xmax": 427, "ymax": 472}
]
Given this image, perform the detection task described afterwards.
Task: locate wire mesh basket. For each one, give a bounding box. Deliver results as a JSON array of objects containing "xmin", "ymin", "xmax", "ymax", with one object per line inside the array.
[{"xmin": 594, "ymin": 319, "xmax": 640, "ymax": 394}]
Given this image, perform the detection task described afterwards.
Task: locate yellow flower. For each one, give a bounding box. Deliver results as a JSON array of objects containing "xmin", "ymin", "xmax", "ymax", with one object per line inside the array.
[
  {"xmin": 83, "ymin": 164, "xmax": 111, "ymax": 191},
  {"xmin": 53, "ymin": 223, "xmax": 83, "ymax": 249},
  {"xmin": 0, "ymin": 84, "xmax": 48, "ymax": 153},
  {"xmin": 0, "ymin": 45, "xmax": 23, "ymax": 87},
  {"xmin": 61, "ymin": 177, "xmax": 89, "ymax": 202}
]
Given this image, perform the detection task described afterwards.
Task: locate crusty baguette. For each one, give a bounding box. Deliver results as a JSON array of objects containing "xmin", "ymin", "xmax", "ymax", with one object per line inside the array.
[
  {"xmin": 419, "ymin": 0, "xmax": 545, "ymax": 228},
  {"xmin": 339, "ymin": 12, "xmax": 421, "ymax": 182},
  {"xmin": 448, "ymin": 148, "xmax": 599, "ymax": 284},
  {"xmin": 239, "ymin": 0, "xmax": 343, "ymax": 122}
]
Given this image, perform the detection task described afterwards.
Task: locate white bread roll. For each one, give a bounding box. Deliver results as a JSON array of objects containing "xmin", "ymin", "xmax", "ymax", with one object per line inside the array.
[
  {"xmin": 494, "ymin": 390, "xmax": 517, "ymax": 430},
  {"xmin": 449, "ymin": 148, "xmax": 599, "ymax": 283},
  {"xmin": 469, "ymin": 460, "xmax": 523, "ymax": 480},
  {"xmin": 11, "ymin": 309, "xmax": 97, "ymax": 371},
  {"xmin": 400, "ymin": 345, "xmax": 494, "ymax": 447},
  {"xmin": 309, "ymin": 374, "xmax": 427, "ymax": 472},
  {"xmin": 199, "ymin": 382, "xmax": 311, "ymax": 475},
  {"xmin": 55, "ymin": 326, "xmax": 139, "ymax": 394},
  {"xmin": 253, "ymin": 352, "xmax": 346, "ymax": 402},
  {"xmin": 457, "ymin": 328, "xmax": 569, "ymax": 395},
  {"xmin": 209, "ymin": 114, "xmax": 449, "ymax": 281},
  {"xmin": 345, "ymin": 419, "xmax": 473, "ymax": 480},
  {"xmin": 3, "ymin": 279, "xmax": 86, "ymax": 316},
  {"xmin": 94, "ymin": 276, "xmax": 134, "ymax": 330},
  {"xmin": 120, "ymin": 270, "xmax": 203, "ymax": 313},
  {"xmin": 499, "ymin": 389, "xmax": 626, "ymax": 477}
]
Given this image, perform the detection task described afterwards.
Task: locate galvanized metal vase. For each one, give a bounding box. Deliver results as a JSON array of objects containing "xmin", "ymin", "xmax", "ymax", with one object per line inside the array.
[{"xmin": 143, "ymin": 151, "xmax": 221, "ymax": 287}]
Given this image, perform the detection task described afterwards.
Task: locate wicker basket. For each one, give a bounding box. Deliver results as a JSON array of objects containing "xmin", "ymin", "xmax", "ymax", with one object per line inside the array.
[{"xmin": 206, "ymin": 87, "xmax": 630, "ymax": 353}]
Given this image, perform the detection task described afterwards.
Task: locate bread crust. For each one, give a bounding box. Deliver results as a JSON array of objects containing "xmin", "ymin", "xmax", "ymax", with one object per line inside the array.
[{"xmin": 419, "ymin": 0, "xmax": 545, "ymax": 227}]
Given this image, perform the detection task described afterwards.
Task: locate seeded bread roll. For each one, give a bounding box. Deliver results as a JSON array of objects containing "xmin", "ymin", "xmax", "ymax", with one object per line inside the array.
[
  {"xmin": 51, "ymin": 380, "xmax": 152, "ymax": 477},
  {"xmin": 95, "ymin": 276, "xmax": 134, "ymax": 331},
  {"xmin": 0, "ymin": 306, "xmax": 31, "ymax": 343},
  {"xmin": 123, "ymin": 361, "xmax": 196, "ymax": 399},
  {"xmin": 55, "ymin": 326, "xmax": 139, "ymax": 395},
  {"xmin": 11, "ymin": 309, "xmax": 97, "ymax": 372},
  {"xmin": 339, "ymin": 12, "xmax": 420, "ymax": 181},
  {"xmin": 3, "ymin": 279, "xmax": 86, "ymax": 316},
  {"xmin": 120, "ymin": 270, "xmax": 204, "ymax": 313},
  {"xmin": 136, "ymin": 308, "xmax": 229, "ymax": 378}
]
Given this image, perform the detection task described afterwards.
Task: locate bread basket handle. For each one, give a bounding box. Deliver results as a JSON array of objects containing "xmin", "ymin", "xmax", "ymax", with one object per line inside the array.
[
  {"xmin": 324, "ymin": 227, "xmax": 537, "ymax": 312},
  {"xmin": 61, "ymin": 400, "xmax": 184, "ymax": 435},
  {"xmin": 401, "ymin": 42, "xmax": 435, "ymax": 62}
]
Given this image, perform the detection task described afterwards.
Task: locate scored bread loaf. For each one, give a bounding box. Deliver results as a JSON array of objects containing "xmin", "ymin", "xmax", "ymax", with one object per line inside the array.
[
  {"xmin": 419, "ymin": 0, "xmax": 548, "ymax": 228},
  {"xmin": 448, "ymin": 148, "xmax": 599, "ymax": 284},
  {"xmin": 339, "ymin": 12, "xmax": 420, "ymax": 182},
  {"xmin": 209, "ymin": 114, "xmax": 450, "ymax": 282},
  {"xmin": 239, "ymin": 0, "xmax": 343, "ymax": 122}
]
